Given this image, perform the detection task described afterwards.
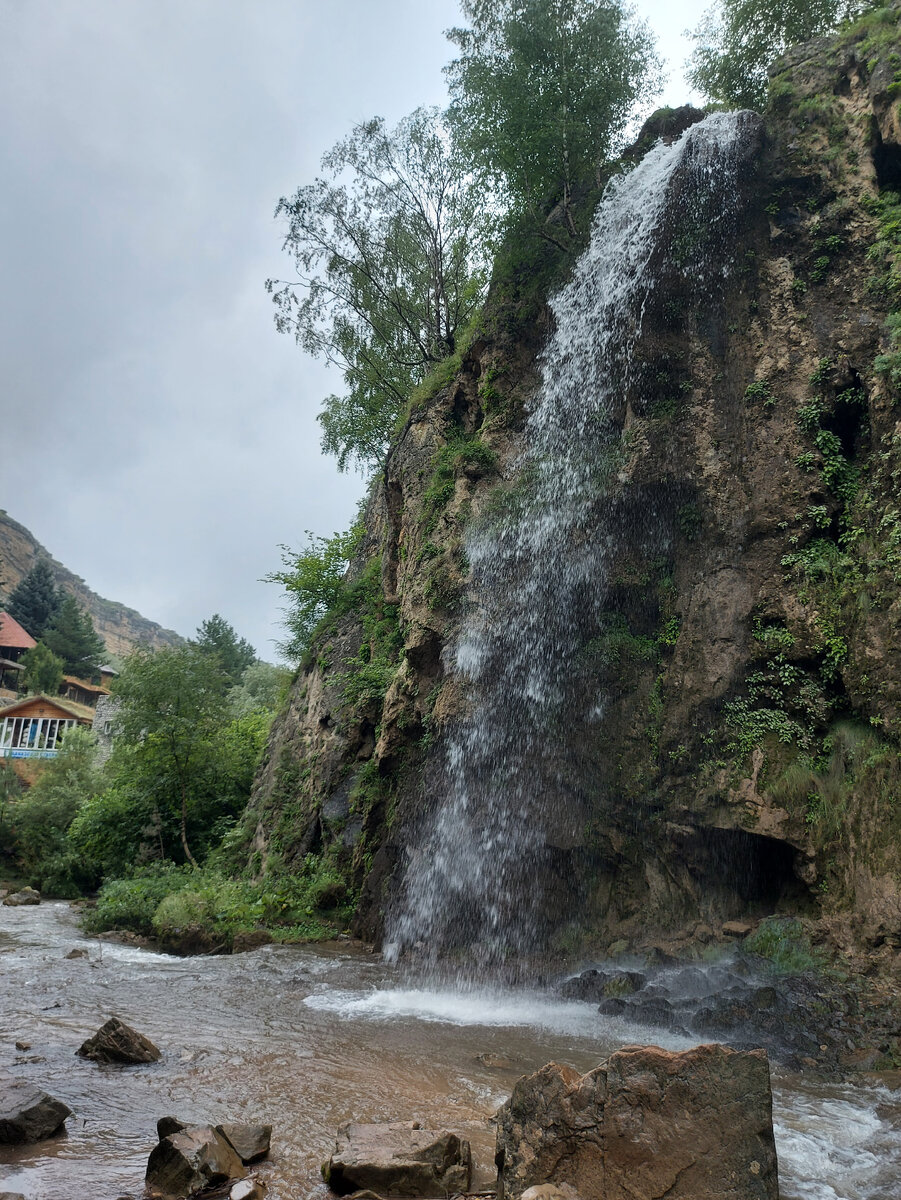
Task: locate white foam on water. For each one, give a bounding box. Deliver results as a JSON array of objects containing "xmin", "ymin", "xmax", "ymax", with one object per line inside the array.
[
  {"xmin": 773, "ymin": 1086, "xmax": 901, "ymax": 1200},
  {"xmin": 302, "ymin": 984, "xmax": 695, "ymax": 1048}
]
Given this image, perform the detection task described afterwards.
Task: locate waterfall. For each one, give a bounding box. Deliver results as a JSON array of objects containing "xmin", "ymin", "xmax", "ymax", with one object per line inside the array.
[{"xmin": 386, "ymin": 111, "xmax": 758, "ymax": 975}]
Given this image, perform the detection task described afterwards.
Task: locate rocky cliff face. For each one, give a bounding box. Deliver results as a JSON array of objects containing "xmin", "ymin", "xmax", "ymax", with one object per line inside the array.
[
  {"xmin": 0, "ymin": 511, "xmax": 182, "ymax": 657},
  {"xmin": 243, "ymin": 7, "xmax": 901, "ymax": 964}
]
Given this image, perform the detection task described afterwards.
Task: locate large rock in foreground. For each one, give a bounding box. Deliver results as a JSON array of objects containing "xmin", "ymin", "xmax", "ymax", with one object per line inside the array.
[
  {"xmin": 0, "ymin": 1079, "xmax": 71, "ymax": 1143},
  {"xmin": 76, "ymin": 1016, "xmax": 161, "ymax": 1064},
  {"xmin": 2, "ymin": 887, "xmax": 40, "ymax": 907},
  {"xmin": 495, "ymin": 1044, "xmax": 778, "ymax": 1200},
  {"xmin": 145, "ymin": 1125, "xmax": 244, "ymax": 1197},
  {"xmin": 324, "ymin": 1121, "xmax": 472, "ymax": 1196}
]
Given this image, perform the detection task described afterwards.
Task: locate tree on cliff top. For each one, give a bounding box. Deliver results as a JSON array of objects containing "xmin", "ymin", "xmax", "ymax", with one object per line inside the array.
[
  {"xmin": 268, "ymin": 107, "xmax": 488, "ymax": 473},
  {"xmin": 445, "ymin": 0, "xmax": 661, "ymax": 236},
  {"xmin": 6, "ymin": 559, "xmax": 61, "ymax": 640},
  {"xmin": 687, "ymin": 0, "xmax": 873, "ymax": 110}
]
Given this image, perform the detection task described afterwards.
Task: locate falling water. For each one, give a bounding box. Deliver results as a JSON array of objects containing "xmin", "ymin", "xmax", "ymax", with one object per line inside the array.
[{"xmin": 387, "ymin": 112, "xmax": 760, "ymax": 973}]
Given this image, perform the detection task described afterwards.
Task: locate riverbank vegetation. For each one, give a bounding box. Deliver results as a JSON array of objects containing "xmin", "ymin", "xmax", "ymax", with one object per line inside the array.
[{"xmin": 0, "ymin": 616, "xmax": 349, "ymax": 951}]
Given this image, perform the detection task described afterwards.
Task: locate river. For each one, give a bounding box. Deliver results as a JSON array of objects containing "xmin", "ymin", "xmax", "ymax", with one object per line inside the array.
[{"xmin": 1, "ymin": 903, "xmax": 899, "ymax": 1199}]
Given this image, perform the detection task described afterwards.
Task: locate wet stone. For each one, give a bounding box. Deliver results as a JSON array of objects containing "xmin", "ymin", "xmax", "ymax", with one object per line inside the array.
[
  {"xmin": 158, "ymin": 1115, "xmax": 188, "ymax": 1139},
  {"xmin": 2, "ymin": 887, "xmax": 40, "ymax": 907},
  {"xmin": 558, "ymin": 969, "xmax": 610, "ymax": 1002},
  {"xmin": 602, "ymin": 970, "xmax": 646, "ymax": 997},
  {"xmin": 217, "ymin": 1122, "xmax": 272, "ymax": 1163},
  {"xmin": 145, "ymin": 1124, "xmax": 244, "ymax": 1197},
  {"xmin": 0, "ymin": 1078, "xmax": 71, "ymax": 1143},
  {"xmin": 598, "ymin": 997, "xmax": 627, "ymax": 1017},
  {"xmin": 627, "ymin": 997, "xmax": 676, "ymax": 1027},
  {"xmin": 324, "ymin": 1121, "xmax": 471, "ymax": 1197},
  {"xmin": 76, "ymin": 1016, "xmax": 161, "ymax": 1064}
]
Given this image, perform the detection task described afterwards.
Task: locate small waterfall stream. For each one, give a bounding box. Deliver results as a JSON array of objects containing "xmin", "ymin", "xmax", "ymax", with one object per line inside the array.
[{"xmin": 388, "ymin": 112, "xmax": 759, "ymax": 969}]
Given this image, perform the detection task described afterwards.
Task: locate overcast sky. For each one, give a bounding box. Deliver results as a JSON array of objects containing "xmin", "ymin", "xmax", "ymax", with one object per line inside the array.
[{"xmin": 1, "ymin": 0, "xmax": 706, "ymax": 662}]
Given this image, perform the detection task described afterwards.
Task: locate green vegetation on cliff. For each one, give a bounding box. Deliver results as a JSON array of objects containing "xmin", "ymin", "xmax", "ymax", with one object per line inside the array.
[
  {"xmin": 248, "ymin": 3, "xmax": 901, "ymax": 963},
  {"xmin": 687, "ymin": 0, "xmax": 877, "ymax": 109}
]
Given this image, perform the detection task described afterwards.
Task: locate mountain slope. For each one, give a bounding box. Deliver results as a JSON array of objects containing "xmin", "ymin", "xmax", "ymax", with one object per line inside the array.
[{"xmin": 0, "ymin": 510, "xmax": 182, "ymax": 657}]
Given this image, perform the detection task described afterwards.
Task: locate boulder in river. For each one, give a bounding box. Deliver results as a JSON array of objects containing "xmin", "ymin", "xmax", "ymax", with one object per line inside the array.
[
  {"xmin": 2, "ymin": 886, "xmax": 40, "ymax": 906},
  {"xmin": 76, "ymin": 1016, "xmax": 161, "ymax": 1064},
  {"xmin": 217, "ymin": 1121, "xmax": 272, "ymax": 1163},
  {"xmin": 324, "ymin": 1121, "xmax": 472, "ymax": 1196},
  {"xmin": 495, "ymin": 1043, "xmax": 778, "ymax": 1200},
  {"xmin": 145, "ymin": 1124, "xmax": 245, "ymax": 1197},
  {"xmin": 0, "ymin": 1078, "xmax": 71, "ymax": 1143}
]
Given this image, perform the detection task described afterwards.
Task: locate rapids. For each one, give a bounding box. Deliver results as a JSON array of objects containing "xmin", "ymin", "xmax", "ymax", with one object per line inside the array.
[{"xmin": 1, "ymin": 903, "xmax": 899, "ymax": 1199}]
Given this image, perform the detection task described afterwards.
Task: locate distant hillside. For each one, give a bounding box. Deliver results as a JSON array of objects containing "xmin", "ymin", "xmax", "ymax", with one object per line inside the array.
[{"xmin": 0, "ymin": 510, "xmax": 183, "ymax": 658}]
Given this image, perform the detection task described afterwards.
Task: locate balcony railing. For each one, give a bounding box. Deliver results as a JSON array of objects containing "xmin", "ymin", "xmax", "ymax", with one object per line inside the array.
[{"xmin": 0, "ymin": 746, "xmax": 59, "ymax": 759}]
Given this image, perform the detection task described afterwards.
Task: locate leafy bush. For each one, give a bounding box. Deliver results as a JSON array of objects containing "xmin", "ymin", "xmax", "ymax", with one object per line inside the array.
[
  {"xmin": 82, "ymin": 859, "xmax": 355, "ymax": 949},
  {"xmin": 82, "ymin": 865, "xmax": 195, "ymax": 936},
  {"xmin": 744, "ymin": 917, "xmax": 825, "ymax": 973}
]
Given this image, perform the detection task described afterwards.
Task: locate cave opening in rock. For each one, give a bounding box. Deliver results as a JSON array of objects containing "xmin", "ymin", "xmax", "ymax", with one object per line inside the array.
[
  {"xmin": 873, "ymin": 138, "xmax": 901, "ymax": 191},
  {"xmin": 693, "ymin": 826, "xmax": 809, "ymax": 915},
  {"xmin": 822, "ymin": 370, "xmax": 867, "ymax": 458}
]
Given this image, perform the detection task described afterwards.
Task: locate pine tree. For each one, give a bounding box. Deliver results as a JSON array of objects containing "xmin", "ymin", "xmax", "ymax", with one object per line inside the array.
[
  {"xmin": 43, "ymin": 596, "xmax": 105, "ymax": 679},
  {"xmin": 193, "ymin": 614, "xmax": 256, "ymax": 685},
  {"xmin": 6, "ymin": 560, "xmax": 61, "ymax": 639}
]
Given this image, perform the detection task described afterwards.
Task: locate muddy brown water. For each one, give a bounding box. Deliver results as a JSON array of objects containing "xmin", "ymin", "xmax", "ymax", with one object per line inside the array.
[{"xmin": 1, "ymin": 904, "xmax": 899, "ymax": 1200}]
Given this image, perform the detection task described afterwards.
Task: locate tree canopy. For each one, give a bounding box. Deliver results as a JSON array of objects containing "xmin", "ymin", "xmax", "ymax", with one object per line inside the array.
[
  {"xmin": 268, "ymin": 107, "xmax": 489, "ymax": 472},
  {"xmin": 194, "ymin": 613, "xmax": 256, "ymax": 685},
  {"xmin": 21, "ymin": 642, "xmax": 64, "ymax": 695},
  {"xmin": 686, "ymin": 0, "xmax": 871, "ymax": 109},
  {"xmin": 6, "ymin": 560, "xmax": 61, "ymax": 639},
  {"xmin": 110, "ymin": 645, "xmax": 230, "ymax": 867},
  {"xmin": 445, "ymin": 0, "xmax": 661, "ymax": 233}
]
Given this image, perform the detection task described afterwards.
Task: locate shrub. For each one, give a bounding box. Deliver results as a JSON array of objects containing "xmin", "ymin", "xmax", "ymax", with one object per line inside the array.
[{"xmin": 744, "ymin": 917, "xmax": 824, "ymax": 973}]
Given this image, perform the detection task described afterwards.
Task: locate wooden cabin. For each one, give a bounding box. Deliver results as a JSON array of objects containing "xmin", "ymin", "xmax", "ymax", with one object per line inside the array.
[
  {"xmin": 0, "ymin": 694, "xmax": 95, "ymax": 761},
  {"xmin": 60, "ymin": 675, "xmax": 111, "ymax": 708}
]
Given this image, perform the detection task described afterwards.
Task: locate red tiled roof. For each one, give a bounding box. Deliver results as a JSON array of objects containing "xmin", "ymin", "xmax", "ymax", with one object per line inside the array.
[{"xmin": 0, "ymin": 611, "xmax": 37, "ymax": 651}]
